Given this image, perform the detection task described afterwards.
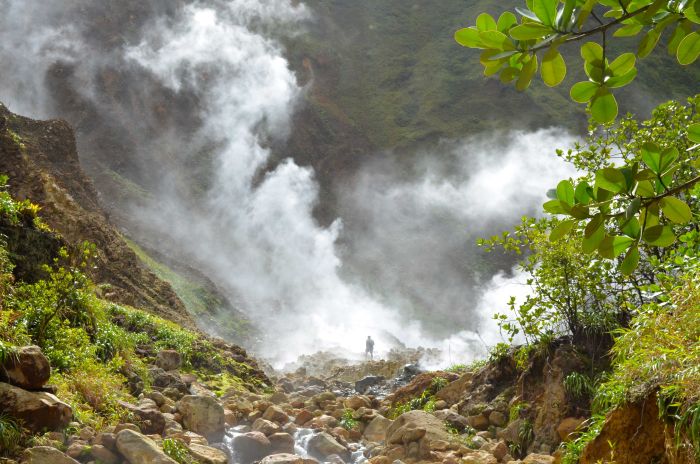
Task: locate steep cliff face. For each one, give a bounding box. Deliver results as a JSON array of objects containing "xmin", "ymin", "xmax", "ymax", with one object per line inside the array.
[{"xmin": 0, "ymin": 103, "xmax": 195, "ymax": 328}]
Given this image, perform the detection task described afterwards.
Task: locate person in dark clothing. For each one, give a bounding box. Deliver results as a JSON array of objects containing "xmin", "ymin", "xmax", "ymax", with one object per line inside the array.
[{"xmin": 365, "ymin": 335, "xmax": 375, "ymax": 360}]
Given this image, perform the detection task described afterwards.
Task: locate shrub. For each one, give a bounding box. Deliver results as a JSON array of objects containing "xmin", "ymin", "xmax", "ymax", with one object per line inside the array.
[
  {"xmin": 0, "ymin": 413, "xmax": 21, "ymax": 457},
  {"xmin": 340, "ymin": 409, "xmax": 358, "ymax": 430},
  {"xmin": 162, "ymin": 438, "xmax": 193, "ymax": 464}
]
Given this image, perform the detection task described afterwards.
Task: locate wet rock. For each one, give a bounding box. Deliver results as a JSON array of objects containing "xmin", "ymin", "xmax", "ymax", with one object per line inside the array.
[
  {"xmin": 21, "ymin": 446, "xmax": 80, "ymax": 464},
  {"xmin": 2, "ymin": 346, "xmax": 50, "ymax": 390},
  {"xmin": 363, "ymin": 415, "xmax": 393, "ymax": 442},
  {"xmin": 259, "ymin": 453, "xmax": 306, "ymax": 464},
  {"xmin": 307, "ymin": 432, "xmax": 348, "ymax": 459},
  {"xmin": 354, "ymin": 376, "xmax": 384, "ymax": 394},
  {"xmin": 522, "ymin": 454, "xmax": 555, "ymax": 464},
  {"xmin": 253, "ymin": 418, "xmax": 282, "ymax": 436},
  {"xmin": 295, "ymin": 410, "xmax": 314, "ymax": 425},
  {"xmin": 178, "ymin": 395, "xmax": 225, "ymax": 442},
  {"xmin": 232, "ymin": 431, "xmax": 271, "ymax": 464},
  {"xmin": 0, "ymin": 382, "xmax": 72, "ymax": 432},
  {"xmin": 187, "ymin": 443, "xmax": 228, "ymax": 464},
  {"xmin": 115, "ymin": 429, "xmax": 178, "ymax": 464},
  {"xmin": 269, "ymin": 432, "xmax": 295, "ymax": 454},
  {"xmin": 155, "ymin": 350, "xmax": 182, "ymax": 371},
  {"xmin": 263, "ymin": 405, "xmax": 289, "ymax": 424},
  {"xmin": 309, "ymin": 414, "xmax": 338, "ymax": 429},
  {"xmin": 399, "ymin": 364, "xmax": 422, "ymax": 381}
]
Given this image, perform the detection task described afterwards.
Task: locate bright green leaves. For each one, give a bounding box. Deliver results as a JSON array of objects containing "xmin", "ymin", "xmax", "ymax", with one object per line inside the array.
[
  {"xmin": 455, "ymin": 0, "xmax": 698, "ymax": 123},
  {"xmin": 688, "ymin": 123, "xmax": 700, "ymax": 144},
  {"xmin": 590, "ymin": 87, "xmax": 618, "ymax": 123},
  {"xmin": 677, "ymin": 32, "xmax": 700, "ymax": 65},
  {"xmin": 620, "ymin": 245, "xmax": 640, "ymax": 275},
  {"xmin": 549, "ymin": 219, "xmax": 576, "ymax": 241},
  {"xmin": 643, "ymin": 225, "xmax": 676, "ymax": 246},
  {"xmin": 599, "ymin": 235, "xmax": 635, "ymax": 259},
  {"xmin": 595, "ymin": 167, "xmax": 628, "ymax": 193},
  {"xmin": 660, "ymin": 197, "xmax": 692, "ymax": 224},
  {"xmin": 541, "ymin": 47, "xmax": 567, "ymax": 86}
]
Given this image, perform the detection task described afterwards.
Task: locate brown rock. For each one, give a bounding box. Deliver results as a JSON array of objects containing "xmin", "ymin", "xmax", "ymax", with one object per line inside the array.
[
  {"xmin": 178, "ymin": 395, "xmax": 225, "ymax": 442},
  {"xmin": 232, "ymin": 431, "xmax": 271, "ymax": 464},
  {"xmin": 522, "ymin": 454, "xmax": 555, "ymax": 464},
  {"xmin": 259, "ymin": 454, "xmax": 306, "ymax": 464},
  {"xmin": 488, "ymin": 411, "xmax": 507, "ymax": 427},
  {"xmin": 253, "ymin": 418, "xmax": 282, "ymax": 436},
  {"xmin": 462, "ymin": 449, "xmax": 497, "ymax": 464},
  {"xmin": 363, "ymin": 415, "xmax": 392, "ymax": 442},
  {"xmin": 435, "ymin": 372, "xmax": 473, "ymax": 406},
  {"xmin": 155, "ymin": 350, "xmax": 182, "ymax": 371},
  {"xmin": 187, "ymin": 443, "xmax": 228, "ymax": 464},
  {"xmin": 115, "ymin": 429, "xmax": 177, "ymax": 464},
  {"xmin": 344, "ymin": 396, "xmax": 371, "ymax": 410},
  {"xmin": 0, "ymin": 382, "xmax": 71, "ymax": 432},
  {"xmin": 307, "ymin": 432, "xmax": 348, "ymax": 459},
  {"xmin": 3, "ymin": 346, "xmax": 51, "ymax": 390},
  {"xmin": 295, "ymin": 409, "xmax": 314, "ymax": 425},
  {"xmin": 556, "ymin": 417, "xmax": 585, "ymax": 442},
  {"xmin": 480, "ymin": 441, "xmax": 508, "ymax": 461},
  {"xmin": 580, "ymin": 397, "xmax": 666, "ymax": 464},
  {"xmin": 21, "ymin": 446, "xmax": 80, "ymax": 464},
  {"xmin": 467, "ymin": 414, "xmax": 490, "ymax": 431},
  {"xmin": 90, "ymin": 444, "xmax": 120, "ymax": 464},
  {"xmin": 263, "ymin": 405, "xmax": 289, "ymax": 424},
  {"xmin": 118, "ymin": 400, "xmax": 166, "ymax": 435},
  {"xmin": 269, "ymin": 432, "xmax": 295, "ymax": 454}
]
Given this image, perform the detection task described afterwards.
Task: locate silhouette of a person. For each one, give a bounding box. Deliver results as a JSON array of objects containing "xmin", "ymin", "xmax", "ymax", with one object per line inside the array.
[{"xmin": 365, "ymin": 335, "xmax": 375, "ymax": 360}]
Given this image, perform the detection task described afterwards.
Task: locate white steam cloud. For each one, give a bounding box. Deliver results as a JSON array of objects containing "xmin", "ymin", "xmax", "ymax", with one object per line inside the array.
[{"xmin": 0, "ymin": 0, "xmax": 577, "ymax": 367}]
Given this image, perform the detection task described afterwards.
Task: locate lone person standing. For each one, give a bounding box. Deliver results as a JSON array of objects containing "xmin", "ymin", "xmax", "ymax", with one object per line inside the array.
[{"xmin": 365, "ymin": 336, "xmax": 375, "ymax": 360}]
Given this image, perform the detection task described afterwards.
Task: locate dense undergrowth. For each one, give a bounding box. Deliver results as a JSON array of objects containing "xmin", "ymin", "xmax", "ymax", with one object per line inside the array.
[{"xmin": 0, "ymin": 176, "xmax": 264, "ymax": 456}]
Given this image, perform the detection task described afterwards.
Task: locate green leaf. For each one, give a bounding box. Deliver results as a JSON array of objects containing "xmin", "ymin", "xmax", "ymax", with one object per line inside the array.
[
  {"xmin": 497, "ymin": 12, "xmax": 519, "ymax": 32},
  {"xmin": 575, "ymin": 181, "xmax": 593, "ymax": 203},
  {"xmin": 599, "ymin": 235, "xmax": 634, "ymax": 259},
  {"xmin": 549, "ymin": 219, "xmax": 576, "ymax": 242},
  {"xmin": 476, "ymin": 13, "xmax": 498, "ymax": 31},
  {"xmin": 480, "ymin": 30, "xmax": 515, "ymax": 49},
  {"xmin": 643, "ymin": 225, "xmax": 676, "ymax": 247},
  {"xmin": 570, "ymin": 81, "xmax": 598, "ymax": 103},
  {"xmin": 570, "ymin": 204, "xmax": 591, "ymax": 219},
  {"xmin": 621, "ymin": 216, "xmax": 641, "ymax": 239},
  {"xmin": 516, "ymin": 6, "xmax": 541, "ymax": 22},
  {"xmin": 688, "ymin": 123, "xmax": 700, "ymax": 143},
  {"xmin": 556, "ymin": 180, "xmax": 575, "ymax": 205},
  {"xmin": 605, "ymin": 68, "xmax": 637, "ymax": 88},
  {"xmin": 516, "ymin": 54, "xmax": 538, "ymax": 91},
  {"xmin": 660, "ymin": 197, "xmax": 692, "ymax": 224},
  {"xmin": 641, "ymin": 143, "xmax": 662, "ymax": 173},
  {"xmin": 685, "ymin": 2, "xmax": 700, "ymax": 24},
  {"xmin": 543, "ymin": 199, "xmax": 566, "ymax": 214},
  {"xmin": 614, "ymin": 24, "xmax": 643, "ymax": 37},
  {"xmin": 590, "ymin": 87, "xmax": 618, "ymax": 123},
  {"xmin": 668, "ymin": 21, "xmax": 693, "ymax": 55},
  {"xmin": 625, "ymin": 198, "xmax": 642, "ymax": 220},
  {"xmin": 509, "ymin": 23, "xmax": 553, "ymax": 40},
  {"xmin": 659, "ymin": 147, "xmax": 679, "ymax": 174},
  {"xmin": 637, "ymin": 180, "xmax": 656, "ymax": 197},
  {"xmin": 595, "ymin": 167, "xmax": 627, "ymax": 193},
  {"xmin": 557, "ymin": 0, "xmax": 576, "ymax": 30},
  {"xmin": 582, "ymin": 221, "xmax": 605, "ymax": 254},
  {"xmin": 455, "ymin": 28, "xmax": 484, "ymax": 48},
  {"xmin": 541, "ymin": 47, "xmax": 567, "ymax": 87},
  {"xmin": 581, "ymin": 42, "xmax": 604, "ymax": 62},
  {"xmin": 532, "ymin": 0, "xmax": 558, "ymax": 25},
  {"xmin": 677, "ymin": 32, "xmax": 700, "ymax": 65},
  {"xmin": 608, "ymin": 53, "xmax": 636, "ymax": 76},
  {"xmin": 638, "ymin": 29, "xmax": 661, "ymax": 58},
  {"xmin": 584, "ymin": 215, "xmax": 603, "ymax": 239},
  {"xmin": 620, "ymin": 245, "xmax": 640, "ymax": 276}
]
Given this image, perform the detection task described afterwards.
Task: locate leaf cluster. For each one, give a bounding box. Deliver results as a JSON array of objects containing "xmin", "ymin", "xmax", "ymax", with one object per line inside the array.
[{"xmin": 456, "ymin": 0, "xmax": 700, "ymax": 122}]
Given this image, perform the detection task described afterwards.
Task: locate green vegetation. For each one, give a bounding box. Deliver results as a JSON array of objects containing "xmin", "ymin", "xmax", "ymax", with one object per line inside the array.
[
  {"xmin": 389, "ymin": 376, "xmax": 450, "ymax": 418},
  {"xmin": 162, "ymin": 438, "xmax": 194, "ymax": 464},
  {"xmin": 339, "ymin": 408, "xmax": 359, "ymax": 430},
  {"xmin": 0, "ymin": 179, "xmax": 265, "ymax": 447},
  {"xmin": 0, "ymin": 413, "xmax": 21, "ymax": 457},
  {"xmin": 456, "ymin": 0, "xmax": 700, "ymax": 123}
]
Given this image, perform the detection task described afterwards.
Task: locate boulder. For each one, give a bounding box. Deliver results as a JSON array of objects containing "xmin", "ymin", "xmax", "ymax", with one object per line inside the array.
[
  {"xmin": 432, "ymin": 410, "xmax": 469, "ymax": 432},
  {"xmin": 89, "ymin": 444, "xmax": 120, "ymax": 464},
  {"xmin": 118, "ymin": 400, "xmax": 166, "ymax": 435},
  {"xmin": 307, "ymin": 432, "xmax": 348, "ymax": 459},
  {"xmin": 269, "ymin": 392, "xmax": 289, "ymax": 404},
  {"xmin": 466, "ymin": 414, "xmax": 490, "ymax": 431},
  {"xmin": 259, "ymin": 453, "xmax": 306, "ymax": 464},
  {"xmin": 232, "ymin": 431, "xmax": 271, "ymax": 464},
  {"xmin": 178, "ymin": 395, "xmax": 225, "ymax": 442},
  {"xmin": 480, "ymin": 441, "xmax": 508, "ymax": 461},
  {"xmin": 462, "ymin": 450, "xmax": 497, "ymax": 464},
  {"xmin": 522, "ymin": 454, "xmax": 555, "ymax": 464},
  {"xmin": 21, "ymin": 446, "xmax": 80, "ymax": 464},
  {"xmin": 363, "ymin": 415, "xmax": 393, "ymax": 442},
  {"xmin": 253, "ymin": 418, "xmax": 281, "ymax": 436},
  {"xmin": 435, "ymin": 372, "xmax": 473, "ymax": 406},
  {"xmin": 269, "ymin": 432, "xmax": 296, "ymax": 454},
  {"xmin": 115, "ymin": 429, "xmax": 178, "ymax": 464},
  {"xmin": 295, "ymin": 409, "xmax": 314, "ymax": 425},
  {"xmin": 0, "ymin": 382, "xmax": 72, "ymax": 432},
  {"xmin": 354, "ymin": 376, "xmax": 384, "ymax": 394},
  {"xmin": 187, "ymin": 443, "xmax": 228, "ymax": 464},
  {"xmin": 488, "ymin": 411, "xmax": 507, "ymax": 427},
  {"xmin": 155, "ymin": 350, "xmax": 182, "ymax": 371},
  {"xmin": 263, "ymin": 405, "xmax": 289, "ymax": 424},
  {"xmin": 385, "ymin": 410, "xmax": 452, "ymax": 459},
  {"xmin": 556, "ymin": 417, "xmax": 585, "ymax": 442},
  {"xmin": 3, "ymin": 346, "xmax": 51, "ymax": 390},
  {"xmin": 344, "ymin": 395, "xmax": 371, "ymax": 410}
]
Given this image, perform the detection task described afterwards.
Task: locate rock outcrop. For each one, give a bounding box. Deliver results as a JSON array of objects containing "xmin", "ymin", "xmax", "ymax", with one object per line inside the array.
[{"xmin": 0, "ymin": 382, "xmax": 72, "ymax": 432}]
